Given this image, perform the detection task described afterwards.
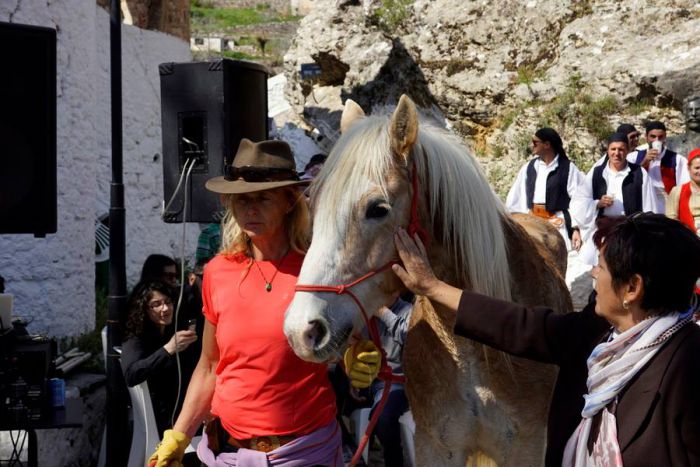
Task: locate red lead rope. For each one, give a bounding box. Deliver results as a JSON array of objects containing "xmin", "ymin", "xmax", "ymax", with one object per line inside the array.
[
  {"xmin": 295, "ymin": 263, "xmax": 404, "ymax": 467},
  {"xmin": 295, "ymin": 160, "xmax": 426, "ymax": 467}
]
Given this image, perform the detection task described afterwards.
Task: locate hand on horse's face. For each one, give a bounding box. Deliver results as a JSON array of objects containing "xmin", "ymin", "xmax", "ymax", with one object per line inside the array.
[{"xmin": 392, "ymin": 227, "xmax": 439, "ymax": 297}]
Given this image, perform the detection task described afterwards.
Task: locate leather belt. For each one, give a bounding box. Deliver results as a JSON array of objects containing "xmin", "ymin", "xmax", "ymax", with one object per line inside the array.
[
  {"xmin": 226, "ymin": 434, "xmax": 297, "ymax": 453},
  {"xmin": 531, "ymin": 204, "xmax": 564, "ymax": 228}
]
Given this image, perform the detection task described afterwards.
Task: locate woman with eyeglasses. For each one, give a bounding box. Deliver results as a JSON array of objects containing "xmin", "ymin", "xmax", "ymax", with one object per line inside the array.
[
  {"xmin": 149, "ymin": 139, "xmax": 363, "ymax": 467},
  {"xmin": 392, "ymin": 212, "xmax": 700, "ymax": 466},
  {"xmin": 122, "ymin": 279, "xmax": 199, "ymax": 436}
]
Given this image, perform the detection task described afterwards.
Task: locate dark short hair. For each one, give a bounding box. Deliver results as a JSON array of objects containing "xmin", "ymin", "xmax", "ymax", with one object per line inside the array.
[
  {"xmin": 645, "ymin": 120, "xmax": 666, "ymax": 134},
  {"xmin": 616, "ymin": 123, "xmax": 637, "ymax": 135},
  {"xmin": 140, "ymin": 254, "xmax": 177, "ymax": 282},
  {"xmin": 593, "ymin": 214, "xmax": 700, "ymax": 313},
  {"xmin": 125, "ymin": 279, "xmax": 174, "ymax": 338}
]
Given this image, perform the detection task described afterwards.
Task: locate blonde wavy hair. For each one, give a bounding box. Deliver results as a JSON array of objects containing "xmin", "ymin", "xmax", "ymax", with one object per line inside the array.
[{"xmin": 219, "ymin": 186, "xmax": 310, "ymax": 257}]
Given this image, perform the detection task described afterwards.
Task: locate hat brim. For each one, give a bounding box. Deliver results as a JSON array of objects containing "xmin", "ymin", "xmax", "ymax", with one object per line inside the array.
[{"xmin": 205, "ymin": 177, "xmax": 310, "ymax": 194}]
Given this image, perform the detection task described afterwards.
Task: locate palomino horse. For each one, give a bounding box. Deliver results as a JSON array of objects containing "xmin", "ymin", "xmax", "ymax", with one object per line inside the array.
[{"xmin": 284, "ymin": 95, "xmax": 572, "ymax": 466}]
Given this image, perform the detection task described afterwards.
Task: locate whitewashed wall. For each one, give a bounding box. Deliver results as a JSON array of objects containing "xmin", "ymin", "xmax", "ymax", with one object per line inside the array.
[{"xmin": 0, "ymin": 1, "xmax": 197, "ymax": 337}]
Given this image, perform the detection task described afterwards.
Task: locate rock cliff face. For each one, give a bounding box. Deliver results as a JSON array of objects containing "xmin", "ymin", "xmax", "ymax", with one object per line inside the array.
[{"xmin": 284, "ymin": 0, "xmax": 700, "ymax": 195}]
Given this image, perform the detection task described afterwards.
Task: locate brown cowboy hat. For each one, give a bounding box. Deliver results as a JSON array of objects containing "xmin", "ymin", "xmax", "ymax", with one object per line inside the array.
[{"xmin": 205, "ymin": 138, "xmax": 308, "ymax": 194}]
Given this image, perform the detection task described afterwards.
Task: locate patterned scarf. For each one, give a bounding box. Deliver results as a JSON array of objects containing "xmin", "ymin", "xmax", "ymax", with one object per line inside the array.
[{"xmin": 562, "ymin": 308, "xmax": 693, "ymax": 466}]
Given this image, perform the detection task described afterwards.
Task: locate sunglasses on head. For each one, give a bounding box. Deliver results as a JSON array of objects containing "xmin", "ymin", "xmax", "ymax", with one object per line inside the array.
[{"xmin": 224, "ymin": 165, "xmax": 300, "ymax": 183}]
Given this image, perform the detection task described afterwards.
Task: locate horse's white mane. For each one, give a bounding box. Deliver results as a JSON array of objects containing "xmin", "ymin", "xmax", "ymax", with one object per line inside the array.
[{"xmin": 314, "ymin": 114, "xmax": 512, "ymax": 300}]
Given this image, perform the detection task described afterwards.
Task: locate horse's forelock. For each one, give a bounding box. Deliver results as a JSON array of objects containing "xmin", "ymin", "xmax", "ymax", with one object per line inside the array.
[
  {"xmin": 313, "ymin": 113, "xmax": 512, "ymax": 301},
  {"xmin": 312, "ymin": 116, "xmax": 395, "ymax": 226}
]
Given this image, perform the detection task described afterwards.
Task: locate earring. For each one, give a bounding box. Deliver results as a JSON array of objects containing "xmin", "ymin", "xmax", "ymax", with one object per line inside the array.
[{"xmin": 622, "ymin": 300, "xmax": 630, "ymax": 310}]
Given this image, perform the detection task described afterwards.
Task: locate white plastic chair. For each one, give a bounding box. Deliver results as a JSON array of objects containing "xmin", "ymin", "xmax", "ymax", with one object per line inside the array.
[
  {"xmin": 398, "ymin": 410, "xmax": 416, "ymax": 467},
  {"xmin": 350, "ymin": 407, "xmax": 371, "ymax": 464},
  {"xmin": 127, "ymin": 380, "xmax": 200, "ymax": 466},
  {"xmin": 127, "ymin": 380, "xmax": 160, "ymax": 467}
]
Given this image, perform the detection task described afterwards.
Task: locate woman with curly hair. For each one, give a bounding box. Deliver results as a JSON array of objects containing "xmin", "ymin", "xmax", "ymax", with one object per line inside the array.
[{"xmin": 121, "ymin": 279, "xmax": 198, "ymax": 435}]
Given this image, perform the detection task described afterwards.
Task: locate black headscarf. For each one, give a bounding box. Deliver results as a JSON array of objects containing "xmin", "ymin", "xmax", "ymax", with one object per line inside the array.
[
  {"xmin": 607, "ymin": 132, "xmax": 629, "ymax": 147},
  {"xmin": 535, "ymin": 127, "xmax": 566, "ymax": 159}
]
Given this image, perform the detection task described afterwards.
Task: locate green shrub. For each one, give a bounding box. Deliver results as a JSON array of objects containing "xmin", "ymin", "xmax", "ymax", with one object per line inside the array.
[
  {"xmin": 223, "ymin": 50, "xmax": 258, "ymax": 61},
  {"xmin": 516, "ymin": 65, "xmax": 544, "ymax": 86},
  {"xmin": 191, "ymin": 6, "xmax": 264, "ymax": 28},
  {"xmin": 628, "ymin": 97, "xmax": 653, "ymax": 115},
  {"xmin": 581, "ymin": 95, "xmax": 617, "ymax": 141},
  {"xmin": 371, "ymin": 0, "xmax": 414, "ymax": 33}
]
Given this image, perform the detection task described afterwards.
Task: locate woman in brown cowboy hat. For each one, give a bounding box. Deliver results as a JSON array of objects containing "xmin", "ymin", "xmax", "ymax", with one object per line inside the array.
[{"xmin": 148, "ymin": 139, "xmax": 371, "ymax": 466}]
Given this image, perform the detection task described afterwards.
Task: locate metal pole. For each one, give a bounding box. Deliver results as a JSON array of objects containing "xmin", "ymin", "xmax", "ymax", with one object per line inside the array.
[{"xmin": 106, "ymin": 0, "xmax": 129, "ymax": 464}]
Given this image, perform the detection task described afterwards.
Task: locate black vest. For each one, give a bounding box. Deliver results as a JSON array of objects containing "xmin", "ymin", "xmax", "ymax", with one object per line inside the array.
[
  {"xmin": 591, "ymin": 159, "xmax": 644, "ymax": 218},
  {"xmin": 525, "ymin": 156, "xmax": 573, "ymax": 237},
  {"xmin": 634, "ymin": 148, "xmax": 678, "ymax": 170},
  {"xmin": 525, "ymin": 156, "xmax": 572, "ymax": 212}
]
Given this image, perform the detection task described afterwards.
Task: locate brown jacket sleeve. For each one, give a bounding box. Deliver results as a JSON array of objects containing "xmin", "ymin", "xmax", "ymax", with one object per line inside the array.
[{"xmin": 454, "ymin": 291, "xmax": 608, "ymax": 366}]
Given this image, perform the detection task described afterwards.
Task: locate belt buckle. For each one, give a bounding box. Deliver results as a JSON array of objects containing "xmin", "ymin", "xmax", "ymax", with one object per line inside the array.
[
  {"xmin": 548, "ymin": 217, "xmax": 564, "ymax": 228},
  {"xmin": 250, "ymin": 435, "xmax": 280, "ymax": 453}
]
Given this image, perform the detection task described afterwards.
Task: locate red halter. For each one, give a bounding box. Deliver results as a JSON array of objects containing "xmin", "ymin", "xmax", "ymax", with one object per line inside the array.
[{"xmin": 294, "ymin": 158, "xmax": 427, "ymax": 467}]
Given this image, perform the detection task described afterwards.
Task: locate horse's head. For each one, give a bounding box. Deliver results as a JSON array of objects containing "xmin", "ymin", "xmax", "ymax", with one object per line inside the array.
[{"xmin": 284, "ymin": 95, "xmax": 422, "ymax": 362}]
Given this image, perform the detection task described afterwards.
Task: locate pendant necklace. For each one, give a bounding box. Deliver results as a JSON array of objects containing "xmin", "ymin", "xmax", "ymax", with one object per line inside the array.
[{"xmin": 253, "ymin": 247, "xmax": 291, "ymax": 292}]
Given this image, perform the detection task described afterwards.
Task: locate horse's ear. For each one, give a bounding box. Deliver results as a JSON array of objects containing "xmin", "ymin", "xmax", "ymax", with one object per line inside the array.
[
  {"xmin": 340, "ymin": 99, "xmax": 366, "ymax": 134},
  {"xmin": 389, "ymin": 95, "xmax": 418, "ymax": 161}
]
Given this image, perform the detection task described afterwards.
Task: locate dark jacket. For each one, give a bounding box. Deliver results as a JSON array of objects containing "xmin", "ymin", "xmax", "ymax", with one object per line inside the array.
[
  {"xmin": 454, "ymin": 291, "xmax": 700, "ymax": 467},
  {"xmin": 121, "ymin": 323, "xmax": 198, "ymax": 435}
]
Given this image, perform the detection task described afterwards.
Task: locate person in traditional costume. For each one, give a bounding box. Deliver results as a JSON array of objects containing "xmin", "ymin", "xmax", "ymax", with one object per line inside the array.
[
  {"xmin": 627, "ymin": 121, "xmax": 690, "ymax": 213},
  {"xmin": 506, "ymin": 127, "xmax": 585, "ymax": 250},
  {"xmin": 615, "ymin": 123, "xmax": 640, "ymax": 151},
  {"xmin": 666, "ymin": 148, "xmax": 700, "ymax": 297},
  {"xmin": 666, "ymin": 148, "xmax": 700, "ymax": 234},
  {"xmin": 571, "ymin": 133, "xmax": 659, "ymax": 265},
  {"xmin": 392, "ymin": 213, "xmax": 700, "ymax": 467}
]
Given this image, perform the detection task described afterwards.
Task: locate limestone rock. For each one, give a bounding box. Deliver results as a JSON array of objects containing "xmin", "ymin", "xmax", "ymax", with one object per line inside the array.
[{"xmin": 284, "ymin": 0, "xmax": 700, "ymax": 196}]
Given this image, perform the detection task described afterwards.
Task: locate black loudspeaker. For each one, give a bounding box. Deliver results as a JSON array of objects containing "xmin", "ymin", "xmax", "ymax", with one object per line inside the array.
[
  {"xmin": 159, "ymin": 59, "xmax": 269, "ymax": 223},
  {"xmin": 0, "ymin": 22, "xmax": 57, "ymax": 236}
]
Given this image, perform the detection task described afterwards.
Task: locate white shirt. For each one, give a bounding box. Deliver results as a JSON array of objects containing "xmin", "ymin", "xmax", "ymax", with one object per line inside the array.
[
  {"xmin": 601, "ymin": 164, "xmax": 630, "ymax": 217},
  {"xmin": 571, "ymin": 161, "xmax": 658, "ymax": 265},
  {"xmin": 533, "ymin": 157, "xmax": 559, "ymax": 203},
  {"xmin": 506, "ymin": 155, "xmax": 585, "ymax": 217},
  {"xmin": 505, "ymin": 155, "xmax": 585, "ymax": 250},
  {"xmin": 626, "ymin": 148, "xmax": 690, "ymax": 214}
]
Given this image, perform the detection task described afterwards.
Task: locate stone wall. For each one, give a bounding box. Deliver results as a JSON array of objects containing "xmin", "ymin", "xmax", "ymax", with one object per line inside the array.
[
  {"xmin": 0, "ymin": 0, "xmax": 197, "ymax": 338},
  {"xmin": 122, "ymin": 0, "xmax": 191, "ymax": 41}
]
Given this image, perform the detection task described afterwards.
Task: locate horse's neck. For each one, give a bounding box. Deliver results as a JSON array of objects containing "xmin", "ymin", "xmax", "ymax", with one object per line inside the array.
[{"xmin": 427, "ymin": 242, "xmax": 469, "ymax": 291}]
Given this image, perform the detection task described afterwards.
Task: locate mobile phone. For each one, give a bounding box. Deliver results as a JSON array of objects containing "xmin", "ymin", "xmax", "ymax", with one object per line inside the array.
[{"xmin": 188, "ymin": 319, "xmax": 197, "ymax": 331}]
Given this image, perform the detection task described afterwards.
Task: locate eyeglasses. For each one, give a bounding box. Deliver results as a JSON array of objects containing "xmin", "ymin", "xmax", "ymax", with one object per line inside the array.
[
  {"xmin": 224, "ymin": 165, "xmax": 300, "ymax": 182},
  {"xmin": 148, "ymin": 298, "xmax": 173, "ymax": 311}
]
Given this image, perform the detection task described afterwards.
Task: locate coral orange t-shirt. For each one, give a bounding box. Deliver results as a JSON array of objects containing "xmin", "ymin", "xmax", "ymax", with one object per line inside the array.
[{"xmin": 201, "ymin": 251, "xmax": 336, "ymax": 439}]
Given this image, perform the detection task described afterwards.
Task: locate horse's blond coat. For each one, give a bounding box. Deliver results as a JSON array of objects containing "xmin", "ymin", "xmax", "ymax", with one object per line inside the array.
[{"xmin": 284, "ymin": 96, "xmax": 572, "ymax": 466}]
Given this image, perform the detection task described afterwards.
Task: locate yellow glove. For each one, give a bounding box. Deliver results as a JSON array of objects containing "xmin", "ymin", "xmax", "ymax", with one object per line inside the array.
[
  {"xmin": 344, "ymin": 340, "xmax": 381, "ymax": 389},
  {"xmin": 148, "ymin": 429, "xmax": 191, "ymax": 467}
]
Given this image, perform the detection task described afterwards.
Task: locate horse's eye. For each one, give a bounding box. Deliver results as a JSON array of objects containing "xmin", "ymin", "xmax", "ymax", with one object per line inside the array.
[{"xmin": 366, "ymin": 201, "xmax": 390, "ymax": 219}]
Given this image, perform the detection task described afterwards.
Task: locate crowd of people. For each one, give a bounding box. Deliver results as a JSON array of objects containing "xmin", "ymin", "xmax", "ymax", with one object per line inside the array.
[
  {"xmin": 506, "ymin": 120, "xmax": 700, "ymax": 271},
  {"xmin": 130, "ymin": 107, "xmax": 700, "ymax": 467}
]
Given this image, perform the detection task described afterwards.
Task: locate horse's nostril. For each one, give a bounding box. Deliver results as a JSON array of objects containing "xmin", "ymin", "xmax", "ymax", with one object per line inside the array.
[{"xmin": 303, "ymin": 320, "xmax": 328, "ymax": 349}]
